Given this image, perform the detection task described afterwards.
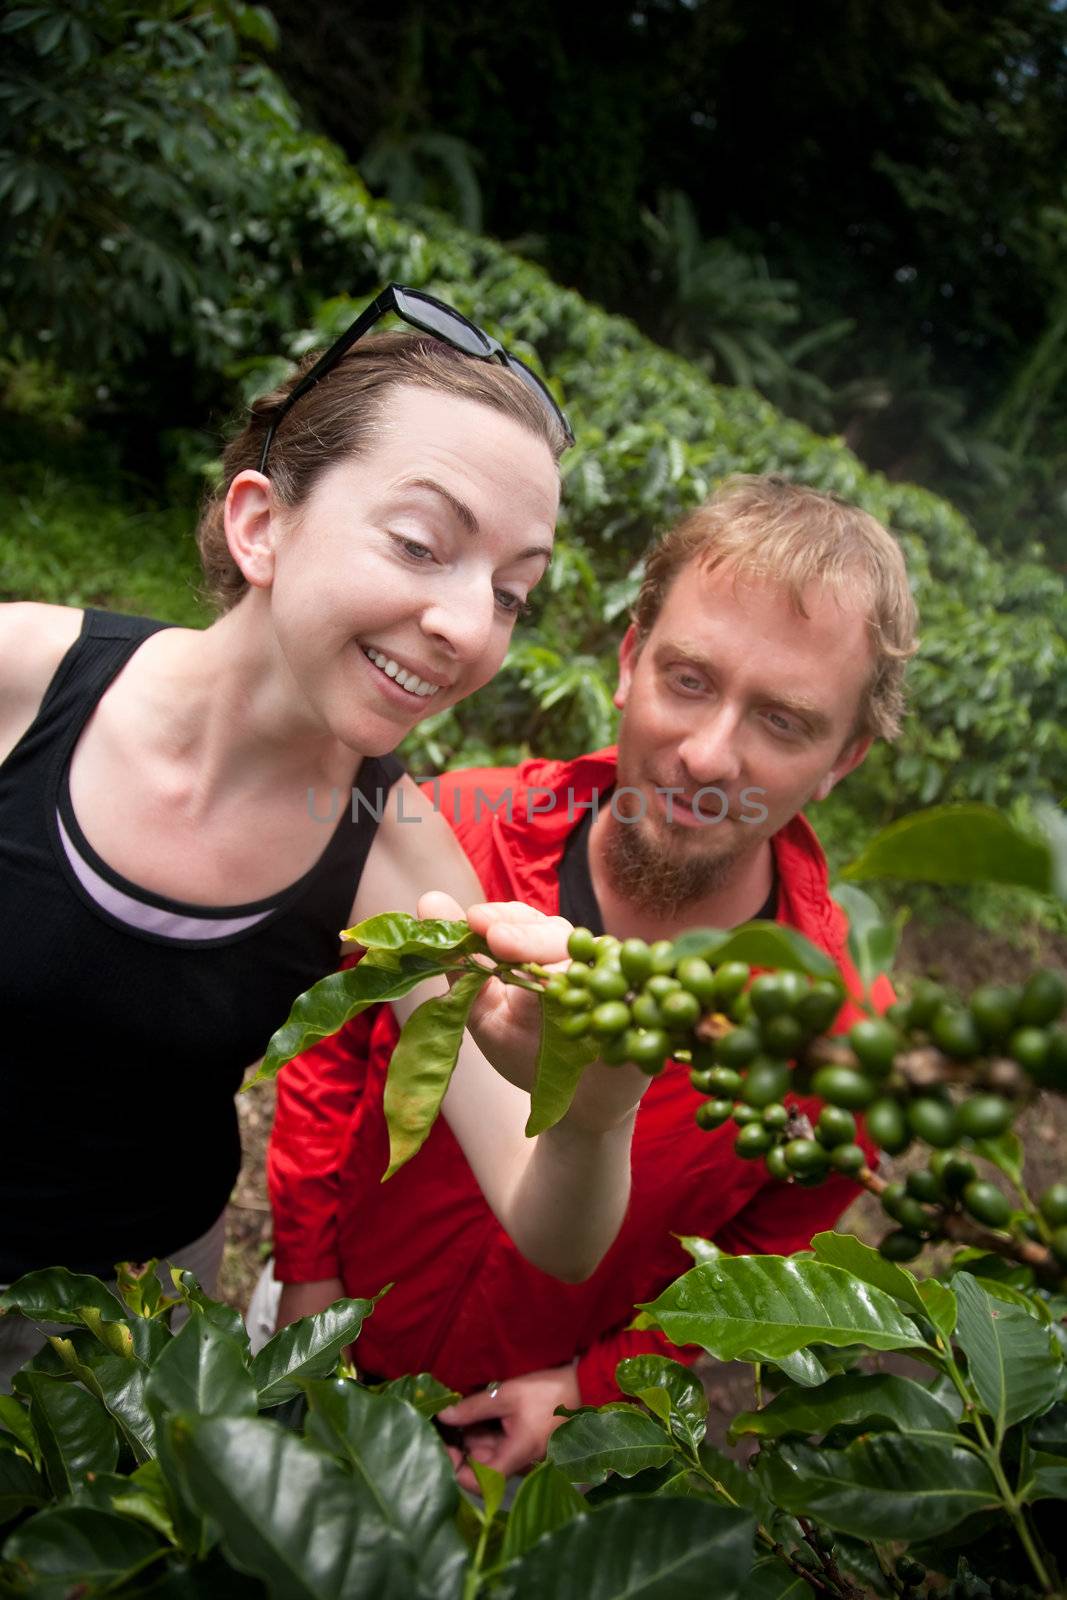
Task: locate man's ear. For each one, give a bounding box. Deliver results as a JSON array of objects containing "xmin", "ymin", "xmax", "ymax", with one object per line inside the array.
[
  {"xmin": 811, "ymin": 734, "xmax": 872, "ymax": 803},
  {"xmin": 224, "ymin": 471, "xmax": 279, "ymax": 590},
  {"xmin": 614, "ymin": 624, "xmax": 640, "ymax": 711}
]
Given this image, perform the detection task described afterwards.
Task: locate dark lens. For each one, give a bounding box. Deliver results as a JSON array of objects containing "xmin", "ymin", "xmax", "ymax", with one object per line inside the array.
[{"xmin": 394, "ymin": 289, "xmax": 489, "ymax": 356}]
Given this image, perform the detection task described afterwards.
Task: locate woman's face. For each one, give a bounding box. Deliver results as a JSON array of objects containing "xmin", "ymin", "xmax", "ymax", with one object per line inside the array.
[{"xmin": 259, "ymin": 384, "xmax": 560, "ymax": 756}]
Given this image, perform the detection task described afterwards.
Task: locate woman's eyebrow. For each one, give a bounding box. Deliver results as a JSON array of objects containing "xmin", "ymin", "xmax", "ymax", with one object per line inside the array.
[{"xmin": 400, "ymin": 476, "xmax": 553, "ymax": 564}]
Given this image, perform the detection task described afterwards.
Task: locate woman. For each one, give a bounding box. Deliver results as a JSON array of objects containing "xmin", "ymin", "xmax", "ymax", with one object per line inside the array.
[{"xmin": 0, "ymin": 287, "xmax": 648, "ymax": 1385}]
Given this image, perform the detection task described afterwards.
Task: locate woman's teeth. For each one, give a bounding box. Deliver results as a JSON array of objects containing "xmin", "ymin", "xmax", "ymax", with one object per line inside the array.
[{"xmin": 362, "ymin": 646, "xmax": 440, "ymax": 699}]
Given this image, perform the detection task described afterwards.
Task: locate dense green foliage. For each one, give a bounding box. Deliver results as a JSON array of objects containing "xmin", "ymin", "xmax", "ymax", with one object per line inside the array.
[
  {"xmin": 2, "ymin": 0, "xmax": 1066, "ymax": 884},
  {"xmin": 266, "ymin": 0, "xmax": 1067, "ymax": 561}
]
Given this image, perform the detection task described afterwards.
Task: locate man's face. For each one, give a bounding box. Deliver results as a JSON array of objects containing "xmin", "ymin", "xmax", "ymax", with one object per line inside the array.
[{"xmin": 606, "ymin": 557, "xmax": 874, "ymax": 910}]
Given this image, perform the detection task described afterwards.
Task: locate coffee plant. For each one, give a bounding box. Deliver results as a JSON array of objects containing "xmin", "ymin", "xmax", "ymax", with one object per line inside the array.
[{"xmin": 2, "ymin": 803, "xmax": 1063, "ymax": 1593}]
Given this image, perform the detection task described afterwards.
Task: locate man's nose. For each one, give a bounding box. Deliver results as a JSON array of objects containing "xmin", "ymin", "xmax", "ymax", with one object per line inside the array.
[{"xmin": 676, "ymin": 705, "xmax": 745, "ymax": 788}]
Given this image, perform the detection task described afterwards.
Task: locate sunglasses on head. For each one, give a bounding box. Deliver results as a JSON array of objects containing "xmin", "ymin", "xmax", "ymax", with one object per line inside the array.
[{"xmin": 257, "ymin": 283, "xmax": 575, "ymax": 473}]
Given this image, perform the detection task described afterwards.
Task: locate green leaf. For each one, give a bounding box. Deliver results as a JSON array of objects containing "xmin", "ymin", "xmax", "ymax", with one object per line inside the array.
[
  {"xmin": 839, "ymin": 805, "xmax": 1052, "ymax": 892},
  {"xmin": 116, "ymin": 1259, "xmax": 177, "ymax": 1320},
  {"xmin": 250, "ymin": 1298, "xmax": 378, "ymax": 1406},
  {"xmin": 170, "ymin": 1271, "xmax": 250, "ymax": 1348},
  {"xmin": 250, "ymin": 956, "xmax": 444, "ymax": 1087},
  {"xmin": 343, "ymin": 911, "xmax": 483, "ymax": 957},
  {"xmin": 497, "ymin": 1496, "xmax": 756, "ymax": 1600},
  {"xmin": 44, "ymin": 1336, "xmax": 157, "ymax": 1462},
  {"xmin": 971, "ymin": 1129, "xmax": 1025, "ymax": 1188},
  {"xmin": 548, "ymin": 1405, "xmax": 680, "ymax": 1485},
  {"xmin": 167, "ymin": 1415, "xmax": 417, "ymax": 1597},
  {"xmin": 1020, "ymin": 1450, "xmax": 1067, "ymax": 1504},
  {"xmin": 0, "ymin": 1392, "xmax": 39, "ymax": 1467},
  {"xmin": 369, "ymin": 1373, "xmax": 460, "ymax": 1418},
  {"xmin": 524, "ymin": 996, "xmax": 600, "ymax": 1137},
  {"xmin": 145, "ymin": 1313, "xmax": 258, "ymax": 1422},
  {"xmin": 0, "ymin": 1447, "xmax": 47, "ymax": 1524},
  {"xmin": 500, "ymin": 1461, "xmax": 587, "ymax": 1564},
  {"xmin": 811, "ymin": 1231, "xmax": 957, "ymax": 1343},
  {"xmin": 675, "ymin": 1235, "xmax": 728, "ymax": 1266},
  {"xmin": 768, "ymin": 1349, "xmax": 830, "ymax": 1387},
  {"xmin": 830, "ymin": 883, "xmax": 902, "ymax": 989},
  {"xmin": 616, "ymin": 1356, "xmax": 708, "ymax": 1448},
  {"xmin": 302, "ymin": 1380, "xmax": 466, "ymax": 1596},
  {"xmin": 952, "ymin": 1273, "xmax": 1062, "ymax": 1435},
  {"xmin": 729, "ymin": 1372, "xmax": 961, "ymax": 1443},
  {"xmin": 2, "ymin": 1505, "xmax": 164, "ymax": 1586},
  {"xmin": 472, "ymin": 1457, "xmax": 507, "ymax": 1522},
  {"xmin": 384, "ymin": 970, "xmax": 487, "ymax": 1175},
  {"xmin": 20, "ymin": 1372, "xmax": 120, "ymax": 1497},
  {"xmin": 685, "ymin": 923, "xmax": 838, "ymax": 980},
  {"xmin": 741, "ymin": 1555, "xmax": 816, "ymax": 1599},
  {"xmin": 635, "ymin": 1256, "xmax": 931, "ymax": 1363},
  {"xmin": 0, "ymin": 1267, "xmax": 126, "ymax": 1327},
  {"xmin": 761, "ymin": 1434, "xmax": 998, "ymax": 1538},
  {"xmin": 1029, "ymin": 1399, "xmax": 1067, "ymax": 1456}
]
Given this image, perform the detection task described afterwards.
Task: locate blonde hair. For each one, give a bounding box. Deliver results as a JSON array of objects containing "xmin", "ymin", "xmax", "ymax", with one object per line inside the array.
[
  {"xmin": 197, "ymin": 330, "xmax": 568, "ymax": 611},
  {"xmin": 632, "ymin": 475, "xmax": 919, "ymax": 741}
]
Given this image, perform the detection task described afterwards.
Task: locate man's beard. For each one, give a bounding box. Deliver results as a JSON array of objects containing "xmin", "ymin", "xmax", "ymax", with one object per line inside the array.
[{"xmin": 600, "ymin": 807, "xmax": 745, "ymax": 917}]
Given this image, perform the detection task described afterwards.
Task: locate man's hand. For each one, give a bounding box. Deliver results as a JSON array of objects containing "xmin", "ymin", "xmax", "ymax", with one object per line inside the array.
[
  {"xmin": 275, "ymin": 1277, "xmax": 345, "ymax": 1329},
  {"xmin": 436, "ymin": 1364, "xmax": 581, "ymax": 1491}
]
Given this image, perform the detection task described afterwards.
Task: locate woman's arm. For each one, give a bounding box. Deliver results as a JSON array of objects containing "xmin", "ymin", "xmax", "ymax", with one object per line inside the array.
[
  {"xmin": 0, "ymin": 603, "xmax": 83, "ymax": 764},
  {"xmin": 353, "ymin": 779, "xmax": 650, "ymax": 1283}
]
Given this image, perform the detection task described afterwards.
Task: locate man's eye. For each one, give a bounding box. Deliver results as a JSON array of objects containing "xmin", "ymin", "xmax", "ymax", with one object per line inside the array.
[
  {"xmin": 673, "ymin": 672, "xmax": 704, "ymax": 692},
  {"xmin": 766, "ymin": 712, "xmax": 798, "ymax": 735}
]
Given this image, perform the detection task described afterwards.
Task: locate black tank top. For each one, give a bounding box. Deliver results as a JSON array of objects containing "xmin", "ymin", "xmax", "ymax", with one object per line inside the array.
[{"xmin": 0, "ymin": 609, "xmax": 403, "ymax": 1280}]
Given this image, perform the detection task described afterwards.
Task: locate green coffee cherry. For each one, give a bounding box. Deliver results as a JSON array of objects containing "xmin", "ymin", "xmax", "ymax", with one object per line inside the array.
[
  {"xmin": 908, "ymin": 979, "xmax": 946, "ymax": 1029},
  {"xmin": 646, "ymin": 974, "xmax": 681, "ymax": 1002},
  {"xmin": 865, "ymin": 1096, "xmax": 910, "ymax": 1154},
  {"xmin": 696, "ymin": 1098, "xmax": 734, "ymax": 1130},
  {"xmin": 961, "ymin": 1179, "xmax": 1012, "ymax": 1229},
  {"xmin": 765, "ymin": 1145, "xmax": 791, "ymax": 1180},
  {"xmin": 906, "ymin": 1168, "xmax": 944, "ymax": 1204},
  {"xmin": 907, "ymin": 1095, "xmax": 959, "ymax": 1149},
  {"xmin": 558, "ymin": 1010, "xmax": 591, "ymax": 1038},
  {"xmin": 675, "ymin": 956, "xmax": 717, "ymax": 1006},
  {"xmin": 648, "ymin": 939, "xmax": 677, "ymax": 975},
  {"xmin": 796, "ymin": 979, "xmax": 845, "ymax": 1036},
  {"xmin": 815, "ymin": 1105, "xmax": 856, "ymax": 1148},
  {"xmin": 881, "ymin": 1181, "xmax": 930, "ymax": 1235},
  {"xmin": 762, "ymin": 1102, "xmax": 790, "ymax": 1131},
  {"xmin": 1038, "ymin": 1182, "xmax": 1067, "ymax": 1226},
  {"xmin": 783, "ymin": 1138, "xmax": 829, "ymax": 1177},
  {"xmin": 931, "ymin": 1005, "xmax": 983, "ymax": 1061},
  {"xmin": 618, "ymin": 938, "xmax": 652, "ymax": 986},
  {"xmin": 811, "ymin": 1065, "xmax": 876, "ymax": 1110},
  {"xmin": 713, "ymin": 961, "xmax": 751, "ymax": 1007},
  {"xmin": 741, "ymin": 1058, "xmax": 791, "ymax": 1108},
  {"xmin": 566, "ymin": 926, "xmax": 597, "ymax": 963},
  {"xmin": 828, "ymin": 1142, "xmax": 866, "ymax": 1175},
  {"xmin": 707, "ymin": 1065, "xmax": 744, "ymax": 1097},
  {"xmin": 879, "ymin": 1229, "xmax": 924, "ymax": 1262},
  {"xmin": 848, "ymin": 1018, "xmax": 899, "ymax": 1077},
  {"xmin": 969, "ymin": 983, "xmax": 1021, "ymax": 1044},
  {"xmin": 600, "ymin": 1033, "xmax": 633, "ymax": 1066},
  {"xmin": 929, "ymin": 1149, "xmax": 978, "ymax": 1195},
  {"xmin": 956, "ymin": 1093, "xmax": 1013, "ymax": 1140},
  {"xmin": 732, "ymin": 1103, "xmax": 762, "ymax": 1126},
  {"xmin": 734, "ymin": 1121, "xmax": 774, "ymax": 1159},
  {"xmin": 749, "ymin": 974, "xmax": 794, "ymax": 1021},
  {"xmin": 588, "ymin": 965, "xmax": 629, "ymax": 1003},
  {"xmin": 689, "ymin": 1067, "xmax": 717, "ymax": 1094},
  {"xmin": 631, "ymin": 992, "xmax": 665, "ymax": 1030},
  {"xmin": 627, "ymin": 1029, "xmax": 671, "ymax": 1072},
  {"xmin": 716, "ymin": 1026, "xmax": 761, "ymax": 1070},
  {"xmin": 1008, "ymin": 1025, "xmax": 1049, "ymax": 1074},
  {"xmin": 760, "ymin": 1014, "xmax": 806, "ymax": 1059},
  {"xmin": 590, "ymin": 1001, "xmax": 632, "ymax": 1038},
  {"xmin": 1050, "ymin": 1225, "xmax": 1067, "ymax": 1268},
  {"xmin": 660, "ymin": 988, "xmax": 702, "ymax": 1030},
  {"xmin": 1018, "ymin": 968, "xmax": 1067, "ymax": 1027}
]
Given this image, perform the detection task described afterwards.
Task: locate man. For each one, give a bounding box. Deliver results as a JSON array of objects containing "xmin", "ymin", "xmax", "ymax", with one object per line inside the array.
[{"xmin": 263, "ymin": 474, "xmax": 916, "ymax": 1486}]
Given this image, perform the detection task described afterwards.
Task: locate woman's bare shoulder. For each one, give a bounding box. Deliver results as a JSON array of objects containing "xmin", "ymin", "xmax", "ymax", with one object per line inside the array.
[{"xmin": 0, "ymin": 603, "xmax": 84, "ymax": 760}]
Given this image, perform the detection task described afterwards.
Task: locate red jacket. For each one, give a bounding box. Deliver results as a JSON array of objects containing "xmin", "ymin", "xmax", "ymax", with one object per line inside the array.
[{"xmin": 269, "ymin": 750, "xmax": 886, "ymax": 1405}]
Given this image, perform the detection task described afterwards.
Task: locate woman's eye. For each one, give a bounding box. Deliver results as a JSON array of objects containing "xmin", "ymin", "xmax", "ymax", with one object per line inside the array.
[
  {"xmin": 495, "ymin": 590, "xmax": 531, "ymax": 617},
  {"xmin": 399, "ymin": 537, "xmax": 434, "ymax": 562}
]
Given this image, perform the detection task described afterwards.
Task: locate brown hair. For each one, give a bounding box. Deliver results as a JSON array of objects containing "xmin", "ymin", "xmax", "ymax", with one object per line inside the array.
[
  {"xmin": 197, "ymin": 330, "xmax": 568, "ymax": 610},
  {"xmin": 632, "ymin": 474, "xmax": 919, "ymax": 742}
]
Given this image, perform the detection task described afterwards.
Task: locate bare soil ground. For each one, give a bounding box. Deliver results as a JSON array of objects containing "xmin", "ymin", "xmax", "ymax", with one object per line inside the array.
[{"xmin": 219, "ymin": 916, "xmax": 1067, "ymax": 1449}]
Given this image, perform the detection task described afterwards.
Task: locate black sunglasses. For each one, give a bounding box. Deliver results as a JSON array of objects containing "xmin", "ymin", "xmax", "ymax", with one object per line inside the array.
[{"xmin": 257, "ymin": 283, "xmax": 574, "ymax": 473}]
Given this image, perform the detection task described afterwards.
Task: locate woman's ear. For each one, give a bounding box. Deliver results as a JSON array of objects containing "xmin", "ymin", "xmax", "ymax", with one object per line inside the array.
[{"xmin": 224, "ymin": 471, "xmax": 279, "ymax": 590}]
